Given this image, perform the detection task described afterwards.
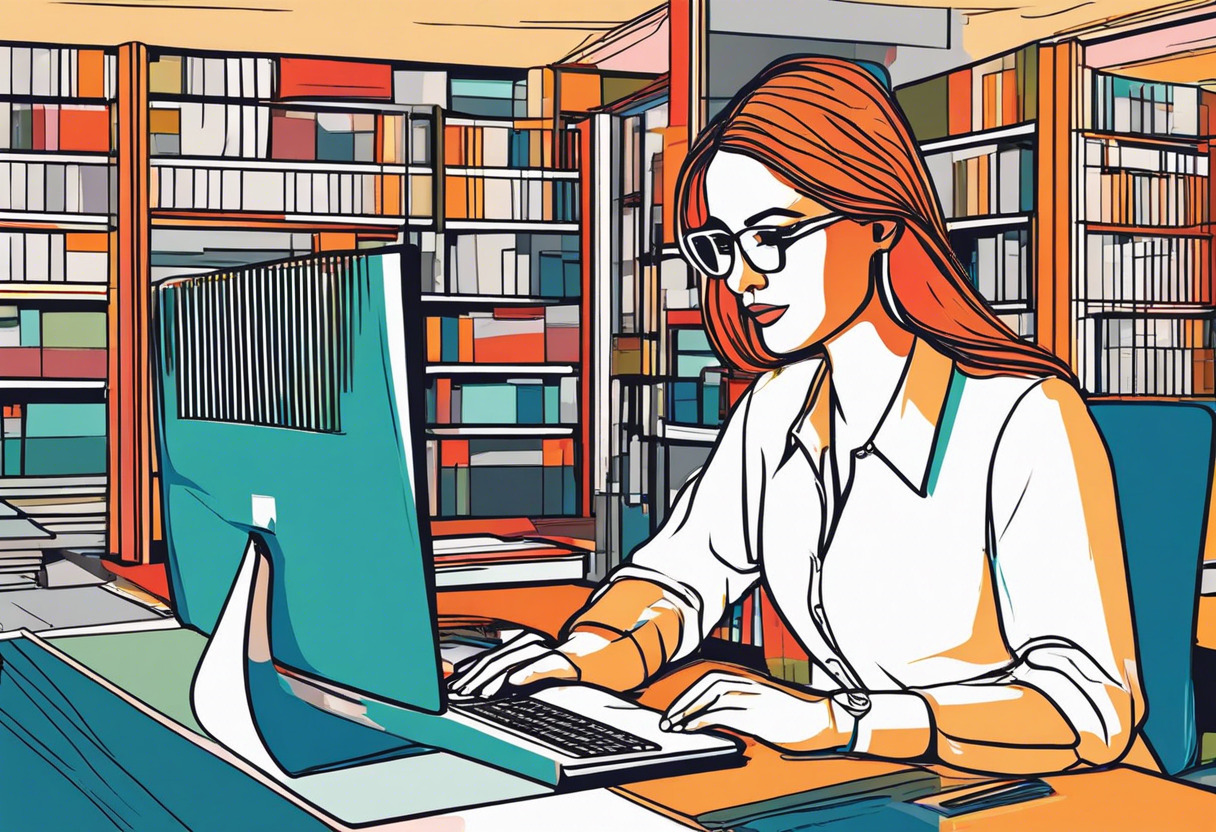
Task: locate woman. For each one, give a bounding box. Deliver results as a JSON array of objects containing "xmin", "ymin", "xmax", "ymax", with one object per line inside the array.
[{"xmin": 449, "ymin": 57, "xmax": 1152, "ymax": 776}]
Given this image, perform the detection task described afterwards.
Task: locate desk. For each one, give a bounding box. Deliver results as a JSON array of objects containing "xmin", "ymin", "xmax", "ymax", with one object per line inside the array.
[{"xmin": 2, "ymin": 586, "xmax": 1215, "ymax": 831}]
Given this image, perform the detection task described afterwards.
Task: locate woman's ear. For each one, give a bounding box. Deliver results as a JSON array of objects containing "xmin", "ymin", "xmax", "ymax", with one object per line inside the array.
[{"xmin": 870, "ymin": 220, "xmax": 901, "ymax": 249}]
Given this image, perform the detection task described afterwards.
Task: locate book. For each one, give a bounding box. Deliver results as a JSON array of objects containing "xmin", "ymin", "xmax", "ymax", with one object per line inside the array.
[{"xmin": 431, "ymin": 534, "xmax": 587, "ymax": 587}]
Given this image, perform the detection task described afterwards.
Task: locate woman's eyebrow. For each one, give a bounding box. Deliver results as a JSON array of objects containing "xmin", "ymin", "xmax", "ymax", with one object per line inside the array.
[{"xmin": 744, "ymin": 207, "xmax": 805, "ymax": 226}]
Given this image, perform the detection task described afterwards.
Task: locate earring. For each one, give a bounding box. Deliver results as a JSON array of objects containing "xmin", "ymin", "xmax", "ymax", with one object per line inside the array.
[{"xmin": 877, "ymin": 250, "xmax": 907, "ymax": 327}]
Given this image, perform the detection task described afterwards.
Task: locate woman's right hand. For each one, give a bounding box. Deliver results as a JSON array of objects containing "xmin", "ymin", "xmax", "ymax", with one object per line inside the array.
[{"xmin": 446, "ymin": 631, "xmax": 582, "ymax": 699}]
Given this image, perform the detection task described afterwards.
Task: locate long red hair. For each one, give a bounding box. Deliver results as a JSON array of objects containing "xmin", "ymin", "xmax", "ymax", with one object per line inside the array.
[{"xmin": 676, "ymin": 57, "xmax": 1073, "ymax": 381}]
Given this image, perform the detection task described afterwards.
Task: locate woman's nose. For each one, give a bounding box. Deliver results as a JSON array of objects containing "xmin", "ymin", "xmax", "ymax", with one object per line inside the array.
[{"xmin": 726, "ymin": 260, "xmax": 768, "ymax": 296}]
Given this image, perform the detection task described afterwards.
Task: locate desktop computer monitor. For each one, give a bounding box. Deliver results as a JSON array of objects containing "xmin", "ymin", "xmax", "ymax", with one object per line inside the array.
[
  {"xmin": 152, "ymin": 247, "xmax": 742, "ymax": 789},
  {"xmin": 151, "ymin": 247, "xmax": 444, "ymax": 716}
]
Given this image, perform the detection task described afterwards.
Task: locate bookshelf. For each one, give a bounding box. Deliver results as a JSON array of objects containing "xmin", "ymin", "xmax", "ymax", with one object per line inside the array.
[
  {"xmin": 423, "ymin": 75, "xmax": 588, "ymax": 524},
  {"xmin": 0, "ymin": 38, "xmax": 601, "ymax": 565},
  {"xmin": 897, "ymin": 18, "xmax": 1216, "ymax": 399},
  {"xmin": 1076, "ymin": 73, "xmax": 1216, "ymax": 397},
  {"xmin": 0, "ymin": 45, "xmax": 116, "ymax": 578},
  {"xmin": 899, "ymin": 47, "xmax": 1040, "ymax": 342}
]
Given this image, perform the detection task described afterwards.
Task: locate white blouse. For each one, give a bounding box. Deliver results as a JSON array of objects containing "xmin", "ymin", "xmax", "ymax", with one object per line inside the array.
[{"xmin": 604, "ymin": 338, "xmax": 1144, "ymax": 770}]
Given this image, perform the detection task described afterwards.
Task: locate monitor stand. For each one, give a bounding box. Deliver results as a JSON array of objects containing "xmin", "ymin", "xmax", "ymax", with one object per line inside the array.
[{"xmin": 190, "ymin": 535, "xmax": 429, "ymax": 782}]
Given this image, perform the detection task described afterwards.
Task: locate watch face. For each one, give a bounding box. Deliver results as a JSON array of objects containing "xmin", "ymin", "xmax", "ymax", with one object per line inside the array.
[{"xmin": 836, "ymin": 691, "xmax": 872, "ymax": 715}]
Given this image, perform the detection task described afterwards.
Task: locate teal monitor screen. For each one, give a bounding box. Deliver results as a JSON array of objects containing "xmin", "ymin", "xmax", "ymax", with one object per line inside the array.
[{"xmin": 151, "ymin": 247, "xmax": 445, "ymax": 715}]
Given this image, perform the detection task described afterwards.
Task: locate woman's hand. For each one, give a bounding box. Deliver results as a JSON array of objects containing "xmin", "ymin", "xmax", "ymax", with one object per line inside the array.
[
  {"xmin": 660, "ymin": 670, "xmax": 851, "ymax": 753},
  {"xmin": 447, "ymin": 631, "xmax": 599, "ymax": 699}
]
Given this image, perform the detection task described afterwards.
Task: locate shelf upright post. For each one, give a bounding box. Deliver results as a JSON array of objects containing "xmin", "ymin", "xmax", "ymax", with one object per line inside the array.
[{"xmin": 109, "ymin": 41, "xmax": 154, "ymax": 563}]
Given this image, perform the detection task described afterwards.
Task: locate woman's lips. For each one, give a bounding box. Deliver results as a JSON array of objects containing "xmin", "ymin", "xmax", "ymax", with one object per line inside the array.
[{"xmin": 746, "ymin": 303, "xmax": 788, "ymax": 326}]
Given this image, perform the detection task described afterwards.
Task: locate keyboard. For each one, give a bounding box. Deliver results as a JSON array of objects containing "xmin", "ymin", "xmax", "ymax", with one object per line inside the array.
[{"xmin": 457, "ymin": 696, "xmax": 661, "ymax": 758}]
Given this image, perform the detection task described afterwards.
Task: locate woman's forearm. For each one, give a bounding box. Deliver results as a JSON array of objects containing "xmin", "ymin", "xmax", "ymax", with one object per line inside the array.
[{"xmin": 557, "ymin": 578, "xmax": 685, "ymax": 691}]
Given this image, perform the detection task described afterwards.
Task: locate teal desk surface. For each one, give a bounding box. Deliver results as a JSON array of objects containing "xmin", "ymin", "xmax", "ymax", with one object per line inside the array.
[
  {"xmin": 0, "ymin": 627, "xmax": 552, "ymax": 831},
  {"xmin": 4, "ymin": 622, "xmax": 1216, "ymax": 832}
]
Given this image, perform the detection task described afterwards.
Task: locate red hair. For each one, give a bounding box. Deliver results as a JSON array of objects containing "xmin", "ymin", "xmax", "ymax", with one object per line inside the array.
[{"xmin": 676, "ymin": 57, "xmax": 1073, "ymax": 381}]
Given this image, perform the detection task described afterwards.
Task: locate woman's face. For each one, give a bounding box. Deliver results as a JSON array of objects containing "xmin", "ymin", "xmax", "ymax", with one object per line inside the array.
[{"xmin": 700, "ymin": 151, "xmax": 890, "ymax": 355}]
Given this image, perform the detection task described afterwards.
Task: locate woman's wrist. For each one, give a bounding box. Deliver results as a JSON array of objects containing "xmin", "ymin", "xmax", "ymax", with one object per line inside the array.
[
  {"xmin": 556, "ymin": 628, "xmax": 648, "ymax": 690},
  {"xmin": 825, "ymin": 695, "xmax": 860, "ymax": 750}
]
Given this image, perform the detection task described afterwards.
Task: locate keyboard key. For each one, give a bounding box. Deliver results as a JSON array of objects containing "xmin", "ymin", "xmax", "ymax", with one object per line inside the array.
[{"xmin": 458, "ymin": 696, "xmax": 661, "ymax": 758}]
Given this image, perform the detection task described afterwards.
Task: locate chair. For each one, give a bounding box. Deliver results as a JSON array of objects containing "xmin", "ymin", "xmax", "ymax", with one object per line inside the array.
[{"xmin": 1089, "ymin": 401, "xmax": 1215, "ymax": 777}]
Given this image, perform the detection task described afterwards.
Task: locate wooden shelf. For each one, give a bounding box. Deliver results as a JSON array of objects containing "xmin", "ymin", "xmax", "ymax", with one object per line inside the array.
[
  {"xmin": 426, "ymin": 426, "xmax": 575, "ymax": 437},
  {"xmin": 946, "ymin": 214, "xmax": 1031, "ymax": 231},
  {"xmin": 420, "ymin": 293, "xmax": 570, "ymax": 306},
  {"xmin": 0, "ymin": 283, "xmax": 108, "ymax": 301},
  {"xmin": 1080, "ymin": 129, "xmax": 1204, "ymax": 150},
  {"xmin": 425, "ymin": 363, "xmax": 578, "ymax": 376},
  {"xmin": 919, "ymin": 122, "xmax": 1036, "ymax": 154},
  {"xmin": 1083, "ymin": 222, "xmax": 1210, "ymax": 238}
]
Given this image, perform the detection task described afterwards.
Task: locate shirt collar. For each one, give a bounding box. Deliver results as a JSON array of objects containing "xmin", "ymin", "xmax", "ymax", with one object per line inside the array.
[{"xmin": 786, "ymin": 338, "xmax": 957, "ymax": 496}]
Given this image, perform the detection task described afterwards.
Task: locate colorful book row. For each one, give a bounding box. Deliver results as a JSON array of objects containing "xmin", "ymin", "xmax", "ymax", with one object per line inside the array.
[
  {"xmin": 444, "ymin": 176, "xmax": 579, "ymax": 224},
  {"xmin": 0, "ymin": 402, "xmax": 106, "ymax": 477},
  {"xmin": 0, "ymin": 307, "xmax": 107, "ymax": 349},
  {"xmin": 1092, "ymin": 315, "xmax": 1214, "ymax": 397},
  {"xmin": 0, "ymin": 160, "xmax": 113, "ymax": 216},
  {"xmin": 952, "ymin": 228, "xmax": 1030, "ymax": 307},
  {"xmin": 1, "ymin": 103, "xmax": 111, "ymax": 154},
  {"xmin": 426, "ymin": 437, "xmax": 577, "ymax": 517},
  {"xmin": 427, "ymin": 377, "xmax": 578, "ymax": 426},
  {"xmin": 1083, "ymin": 167, "xmax": 1207, "ymax": 228},
  {"xmin": 151, "ymin": 165, "xmax": 405, "ymax": 217},
  {"xmin": 425, "ymin": 308, "xmax": 580, "ymax": 364},
  {"xmin": 443, "ymin": 232, "xmax": 580, "ymax": 298},
  {"xmin": 1093, "ymin": 73, "xmax": 1203, "ymax": 138},
  {"xmin": 0, "ymin": 232, "xmax": 109, "ymax": 284},
  {"xmin": 148, "ymin": 53, "xmax": 277, "ymax": 100},
  {"xmin": 0, "ymin": 46, "xmax": 114, "ymax": 99},
  {"xmin": 1084, "ymin": 234, "xmax": 1210, "ymax": 306},
  {"xmin": 924, "ymin": 146, "xmax": 1033, "ymax": 220},
  {"xmin": 895, "ymin": 47, "xmax": 1037, "ymax": 142},
  {"xmin": 444, "ymin": 123, "xmax": 579, "ymax": 171}
]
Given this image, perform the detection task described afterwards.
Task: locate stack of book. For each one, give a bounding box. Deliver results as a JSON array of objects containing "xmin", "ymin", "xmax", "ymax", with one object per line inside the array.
[
  {"xmin": 425, "ymin": 307, "xmax": 580, "ymax": 364},
  {"xmin": 431, "ymin": 534, "xmax": 587, "ymax": 587},
  {"xmin": 0, "ymin": 499, "xmax": 52, "ymax": 591},
  {"xmin": 1083, "ymin": 140, "xmax": 1207, "ymax": 227},
  {"xmin": 0, "ymin": 159, "xmax": 113, "ymax": 216},
  {"xmin": 895, "ymin": 46, "xmax": 1036, "ymax": 142},
  {"xmin": 0, "ymin": 232, "xmax": 109, "ymax": 284},
  {"xmin": 427, "ymin": 437, "xmax": 577, "ymax": 518},
  {"xmin": 427, "ymin": 377, "xmax": 578, "ymax": 426},
  {"xmin": 0, "ymin": 102, "xmax": 110, "ymax": 152},
  {"xmin": 1, "ymin": 404, "xmax": 107, "ymax": 481},
  {"xmin": 1094, "ymin": 73, "xmax": 1199, "ymax": 137},
  {"xmin": 444, "ymin": 232, "xmax": 580, "ymax": 298},
  {"xmin": 444, "ymin": 174, "xmax": 579, "ymax": 224},
  {"xmin": 444, "ymin": 122, "xmax": 578, "ymax": 171},
  {"xmin": 926, "ymin": 145, "xmax": 1033, "ymax": 220},
  {"xmin": 0, "ymin": 307, "xmax": 107, "ymax": 380}
]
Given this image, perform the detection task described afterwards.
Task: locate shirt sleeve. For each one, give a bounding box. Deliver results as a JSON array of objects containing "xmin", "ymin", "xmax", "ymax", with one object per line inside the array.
[
  {"xmin": 849, "ymin": 377, "xmax": 1145, "ymax": 773},
  {"xmin": 563, "ymin": 383, "xmax": 762, "ymax": 684}
]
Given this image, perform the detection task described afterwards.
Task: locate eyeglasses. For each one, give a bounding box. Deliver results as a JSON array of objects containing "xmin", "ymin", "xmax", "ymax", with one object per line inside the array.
[{"xmin": 679, "ymin": 213, "xmax": 844, "ymax": 279}]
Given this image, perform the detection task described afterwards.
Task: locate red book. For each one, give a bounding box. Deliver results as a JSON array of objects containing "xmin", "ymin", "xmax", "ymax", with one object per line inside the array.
[{"xmin": 278, "ymin": 58, "xmax": 392, "ymax": 99}]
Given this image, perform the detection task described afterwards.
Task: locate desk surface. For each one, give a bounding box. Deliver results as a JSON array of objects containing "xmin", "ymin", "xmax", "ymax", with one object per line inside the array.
[
  {"xmin": 5, "ymin": 584, "xmax": 1215, "ymax": 831},
  {"xmin": 433, "ymin": 585, "xmax": 1216, "ymax": 831}
]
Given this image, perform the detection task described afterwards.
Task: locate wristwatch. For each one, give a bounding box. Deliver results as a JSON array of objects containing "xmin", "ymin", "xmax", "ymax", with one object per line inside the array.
[{"xmin": 830, "ymin": 690, "xmax": 872, "ymax": 752}]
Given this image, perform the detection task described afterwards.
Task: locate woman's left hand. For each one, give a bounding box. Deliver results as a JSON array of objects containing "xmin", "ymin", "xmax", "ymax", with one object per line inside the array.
[{"xmin": 660, "ymin": 670, "xmax": 851, "ymax": 753}]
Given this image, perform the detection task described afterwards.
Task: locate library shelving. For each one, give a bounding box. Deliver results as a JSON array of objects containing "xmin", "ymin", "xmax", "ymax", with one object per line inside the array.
[
  {"xmin": 0, "ymin": 44, "xmax": 116, "ymax": 579},
  {"xmin": 897, "ymin": 23, "xmax": 1216, "ymax": 399},
  {"xmin": 898, "ymin": 47, "xmax": 1040, "ymax": 342},
  {"xmin": 0, "ymin": 37, "xmax": 604, "ymax": 565}
]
